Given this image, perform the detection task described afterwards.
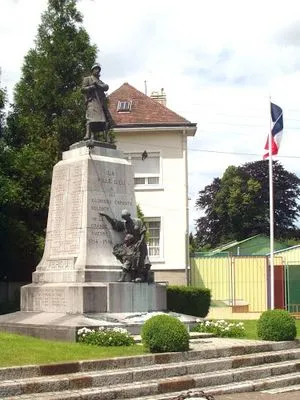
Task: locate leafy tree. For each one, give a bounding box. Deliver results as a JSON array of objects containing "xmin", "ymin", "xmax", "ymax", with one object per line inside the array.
[
  {"xmin": 0, "ymin": 87, "xmax": 6, "ymax": 137},
  {"xmin": 1, "ymin": 0, "xmax": 97, "ymax": 281},
  {"xmin": 6, "ymin": 0, "xmax": 96, "ymax": 151},
  {"xmin": 136, "ymin": 204, "xmax": 150, "ymax": 242},
  {"xmin": 189, "ymin": 232, "xmax": 197, "ymax": 254},
  {"xmin": 195, "ymin": 160, "xmax": 300, "ymax": 248}
]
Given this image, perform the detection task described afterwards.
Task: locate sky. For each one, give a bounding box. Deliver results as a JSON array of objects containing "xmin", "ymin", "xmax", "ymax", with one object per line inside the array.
[{"xmin": 1, "ymin": 0, "xmax": 300, "ymax": 232}]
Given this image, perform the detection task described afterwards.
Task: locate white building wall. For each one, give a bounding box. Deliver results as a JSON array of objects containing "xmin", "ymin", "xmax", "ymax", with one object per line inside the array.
[{"xmin": 115, "ymin": 129, "xmax": 188, "ymax": 284}]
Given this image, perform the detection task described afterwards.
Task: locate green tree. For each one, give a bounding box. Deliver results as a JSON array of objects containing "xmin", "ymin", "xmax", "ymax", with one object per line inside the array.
[
  {"xmin": 1, "ymin": 0, "xmax": 97, "ymax": 281},
  {"xmin": 0, "ymin": 88, "xmax": 29, "ymax": 281},
  {"xmin": 189, "ymin": 232, "xmax": 198, "ymax": 254},
  {"xmin": 136, "ymin": 203, "xmax": 145, "ymax": 223},
  {"xmin": 0, "ymin": 87, "xmax": 6, "ymax": 136},
  {"xmin": 6, "ymin": 0, "xmax": 96, "ymax": 151},
  {"xmin": 195, "ymin": 160, "xmax": 300, "ymax": 248},
  {"xmin": 136, "ymin": 204, "xmax": 150, "ymax": 242}
]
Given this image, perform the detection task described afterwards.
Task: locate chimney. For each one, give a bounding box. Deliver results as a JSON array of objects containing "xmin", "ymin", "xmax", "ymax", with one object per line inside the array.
[{"xmin": 150, "ymin": 88, "xmax": 167, "ymax": 106}]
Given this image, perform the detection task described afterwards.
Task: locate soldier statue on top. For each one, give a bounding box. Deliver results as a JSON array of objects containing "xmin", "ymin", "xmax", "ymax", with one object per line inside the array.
[{"xmin": 81, "ymin": 63, "xmax": 113, "ymax": 142}]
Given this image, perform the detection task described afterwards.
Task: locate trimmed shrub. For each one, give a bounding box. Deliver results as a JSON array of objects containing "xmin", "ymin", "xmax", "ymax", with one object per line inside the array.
[
  {"xmin": 141, "ymin": 314, "xmax": 189, "ymax": 353},
  {"xmin": 167, "ymin": 286, "xmax": 211, "ymax": 317},
  {"xmin": 257, "ymin": 309, "xmax": 297, "ymax": 341}
]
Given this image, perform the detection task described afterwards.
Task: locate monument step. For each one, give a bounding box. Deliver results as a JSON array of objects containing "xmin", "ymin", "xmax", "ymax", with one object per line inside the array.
[
  {"xmin": 204, "ymin": 371, "xmax": 300, "ymax": 396},
  {"xmin": 3, "ymin": 367, "xmax": 300, "ymax": 399},
  {"xmin": 133, "ymin": 332, "xmax": 215, "ymax": 343},
  {"xmin": 1, "ymin": 342, "xmax": 300, "ymax": 399},
  {"xmin": 0, "ymin": 340, "xmax": 298, "ymax": 381},
  {"xmin": 132, "ymin": 373, "xmax": 300, "ymax": 399},
  {"xmin": 262, "ymin": 382, "xmax": 300, "ymax": 394},
  {"xmin": 0, "ymin": 341, "xmax": 300, "ymax": 381}
]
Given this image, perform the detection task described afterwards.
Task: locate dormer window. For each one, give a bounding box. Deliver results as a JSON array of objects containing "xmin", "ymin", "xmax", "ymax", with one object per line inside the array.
[{"xmin": 117, "ymin": 100, "xmax": 132, "ymax": 112}]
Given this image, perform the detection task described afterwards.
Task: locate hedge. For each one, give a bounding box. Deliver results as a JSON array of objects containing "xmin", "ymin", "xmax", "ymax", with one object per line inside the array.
[{"xmin": 167, "ymin": 285, "xmax": 211, "ymax": 317}]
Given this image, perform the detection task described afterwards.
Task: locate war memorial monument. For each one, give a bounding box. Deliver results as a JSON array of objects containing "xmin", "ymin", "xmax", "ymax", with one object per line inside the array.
[{"xmin": 0, "ymin": 64, "xmax": 167, "ymax": 341}]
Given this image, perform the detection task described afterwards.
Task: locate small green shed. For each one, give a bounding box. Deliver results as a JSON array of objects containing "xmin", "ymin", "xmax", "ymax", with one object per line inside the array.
[{"xmin": 210, "ymin": 234, "xmax": 287, "ymax": 256}]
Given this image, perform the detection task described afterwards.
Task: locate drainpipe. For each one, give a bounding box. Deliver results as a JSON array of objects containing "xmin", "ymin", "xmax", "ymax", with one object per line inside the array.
[{"xmin": 183, "ymin": 128, "xmax": 189, "ymax": 285}]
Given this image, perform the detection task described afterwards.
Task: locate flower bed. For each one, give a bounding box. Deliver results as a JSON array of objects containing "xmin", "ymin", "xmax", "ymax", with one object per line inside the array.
[
  {"xmin": 193, "ymin": 319, "xmax": 245, "ymax": 338},
  {"xmin": 77, "ymin": 327, "xmax": 135, "ymax": 346}
]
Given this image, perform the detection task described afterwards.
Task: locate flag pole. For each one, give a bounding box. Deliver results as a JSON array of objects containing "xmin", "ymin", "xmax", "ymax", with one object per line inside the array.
[{"xmin": 269, "ymin": 97, "xmax": 275, "ymax": 310}]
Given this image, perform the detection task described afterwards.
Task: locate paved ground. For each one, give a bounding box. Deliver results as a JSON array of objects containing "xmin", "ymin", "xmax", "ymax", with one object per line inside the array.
[
  {"xmin": 189, "ymin": 336, "xmax": 279, "ymax": 350},
  {"xmin": 216, "ymin": 391, "xmax": 300, "ymax": 399}
]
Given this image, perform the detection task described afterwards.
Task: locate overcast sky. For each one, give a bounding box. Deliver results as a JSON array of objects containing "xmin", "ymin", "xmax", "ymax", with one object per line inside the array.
[{"xmin": 1, "ymin": 0, "xmax": 300, "ymax": 232}]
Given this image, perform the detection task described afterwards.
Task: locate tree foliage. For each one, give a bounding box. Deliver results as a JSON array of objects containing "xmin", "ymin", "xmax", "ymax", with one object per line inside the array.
[
  {"xmin": 0, "ymin": 87, "xmax": 6, "ymax": 137},
  {"xmin": 0, "ymin": 0, "xmax": 97, "ymax": 281},
  {"xmin": 5, "ymin": 0, "xmax": 96, "ymax": 152},
  {"xmin": 195, "ymin": 160, "xmax": 300, "ymax": 248}
]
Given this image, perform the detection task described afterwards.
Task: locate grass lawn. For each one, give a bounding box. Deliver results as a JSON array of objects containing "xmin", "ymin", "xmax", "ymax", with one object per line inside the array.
[
  {"xmin": 1, "ymin": 319, "xmax": 300, "ymax": 368},
  {"xmin": 230, "ymin": 319, "xmax": 300, "ymax": 340},
  {"xmin": 0, "ymin": 332, "xmax": 147, "ymax": 368},
  {"xmin": 237, "ymin": 320, "xmax": 260, "ymax": 339}
]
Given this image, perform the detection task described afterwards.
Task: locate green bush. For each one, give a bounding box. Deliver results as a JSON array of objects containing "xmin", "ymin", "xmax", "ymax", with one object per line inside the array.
[
  {"xmin": 167, "ymin": 286, "xmax": 211, "ymax": 317},
  {"xmin": 257, "ymin": 309, "xmax": 297, "ymax": 341},
  {"xmin": 77, "ymin": 327, "xmax": 135, "ymax": 346},
  {"xmin": 141, "ymin": 314, "xmax": 189, "ymax": 353}
]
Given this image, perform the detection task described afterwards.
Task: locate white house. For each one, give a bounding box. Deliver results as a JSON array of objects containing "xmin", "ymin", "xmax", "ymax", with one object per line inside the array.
[{"xmin": 108, "ymin": 83, "xmax": 197, "ymax": 285}]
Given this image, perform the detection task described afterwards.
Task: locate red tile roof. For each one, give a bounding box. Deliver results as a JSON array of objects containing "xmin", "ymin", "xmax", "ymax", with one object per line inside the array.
[{"xmin": 108, "ymin": 83, "xmax": 195, "ymax": 128}]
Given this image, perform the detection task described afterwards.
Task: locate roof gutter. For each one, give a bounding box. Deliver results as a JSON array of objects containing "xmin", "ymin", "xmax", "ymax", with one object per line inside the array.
[{"xmin": 112, "ymin": 124, "xmax": 197, "ymax": 136}]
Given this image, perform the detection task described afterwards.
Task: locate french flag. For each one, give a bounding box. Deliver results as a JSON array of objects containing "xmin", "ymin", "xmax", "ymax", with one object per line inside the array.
[{"xmin": 263, "ymin": 103, "xmax": 283, "ymax": 159}]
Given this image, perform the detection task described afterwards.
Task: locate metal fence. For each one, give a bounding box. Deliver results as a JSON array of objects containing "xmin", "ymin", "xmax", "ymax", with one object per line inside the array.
[{"xmin": 190, "ymin": 254, "xmax": 278, "ymax": 312}]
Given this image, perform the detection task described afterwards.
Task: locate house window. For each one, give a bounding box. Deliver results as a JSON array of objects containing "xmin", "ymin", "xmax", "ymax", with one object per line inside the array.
[
  {"xmin": 134, "ymin": 176, "xmax": 159, "ymax": 185},
  {"xmin": 126, "ymin": 152, "xmax": 160, "ymax": 186},
  {"xmin": 146, "ymin": 218, "xmax": 161, "ymax": 257},
  {"xmin": 117, "ymin": 101, "xmax": 132, "ymax": 112}
]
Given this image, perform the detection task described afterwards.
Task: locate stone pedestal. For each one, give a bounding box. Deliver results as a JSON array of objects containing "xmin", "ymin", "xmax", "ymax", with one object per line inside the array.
[
  {"xmin": 31, "ymin": 142, "xmax": 136, "ymax": 284},
  {"xmin": 108, "ymin": 283, "xmax": 167, "ymax": 313},
  {"xmin": 20, "ymin": 141, "xmax": 167, "ymax": 318},
  {"xmin": 21, "ymin": 282, "xmax": 165, "ymax": 313}
]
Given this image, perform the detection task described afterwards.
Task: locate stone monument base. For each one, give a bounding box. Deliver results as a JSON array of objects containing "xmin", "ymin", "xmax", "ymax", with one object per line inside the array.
[
  {"xmin": 0, "ymin": 310, "xmax": 199, "ymax": 341},
  {"xmin": 0, "ymin": 282, "xmax": 171, "ymax": 341},
  {"xmin": 21, "ymin": 282, "xmax": 166, "ymax": 314},
  {"xmin": 0, "ymin": 142, "xmax": 175, "ymax": 342}
]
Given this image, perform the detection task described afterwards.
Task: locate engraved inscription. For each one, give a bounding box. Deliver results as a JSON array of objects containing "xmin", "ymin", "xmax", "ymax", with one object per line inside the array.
[
  {"xmin": 48, "ymin": 165, "xmax": 68, "ymax": 235},
  {"xmin": 46, "ymin": 163, "xmax": 83, "ymax": 258},
  {"xmin": 41, "ymin": 158, "xmax": 136, "ymax": 268},
  {"xmin": 66, "ymin": 164, "xmax": 83, "ymax": 231},
  {"xmin": 41, "ymin": 258, "xmax": 75, "ymax": 269},
  {"xmin": 86, "ymin": 164, "xmax": 135, "ymax": 258},
  {"xmin": 33, "ymin": 288, "xmax": 67, "ymax": 311}
]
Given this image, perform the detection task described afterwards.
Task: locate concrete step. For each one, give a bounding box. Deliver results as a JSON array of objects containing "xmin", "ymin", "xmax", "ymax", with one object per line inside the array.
[
  {"xmin": 134, "ymin": 373, "xmax": 300, "ymax": 399},
  {"xmin": 205, "ymin": 371, "xmax": 300, "ymax": 396},
  {"xmin": 0, "ymin": 339, "xmax": 298, "ymax": 381},
  {"xmin": 2, "ymin": 353, "xmax": 300, "ymax": 398},
  {"xmin": 133, "ymin": 332, "xmax": 215, "ymax": 343},
  {"xmin": 1, "ymin": 348, "xmax": 300, "ymax": 397},
  {"xmin": 4, "ymin": 370, "xmax": 300, "ymax": 399},
  {"xmin": 1, "ymin": 340, "xmax": 300, "ymax": 399},
  {"xmin": 262, "ymin": 383, "xmax": 300, "ymax": 394}
]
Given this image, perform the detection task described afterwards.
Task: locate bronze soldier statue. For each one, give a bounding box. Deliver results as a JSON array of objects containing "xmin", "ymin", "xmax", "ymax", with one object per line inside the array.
[
  {"xmin": 81, "ymin": 63, "xmax": 113, "ymax": 142},
  {"xmin": 100, "ymin": 209, "xmax": 152, "ymax": 283}
]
